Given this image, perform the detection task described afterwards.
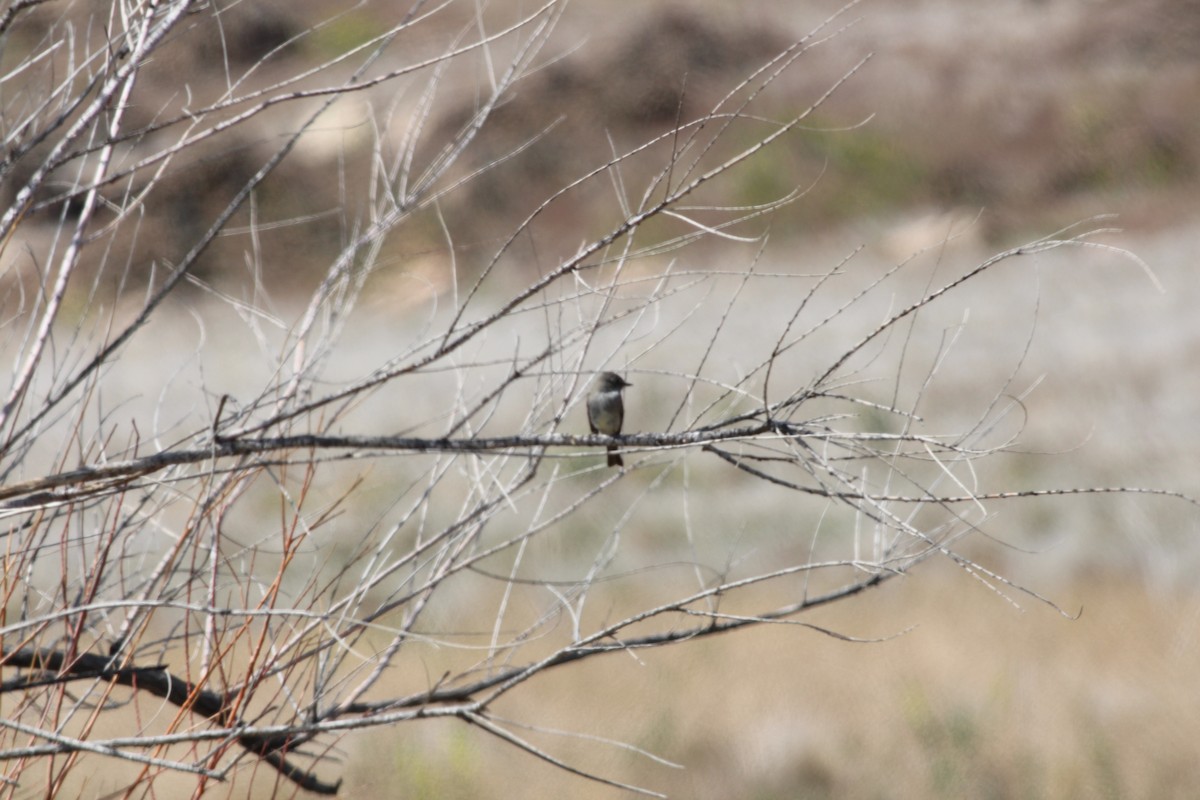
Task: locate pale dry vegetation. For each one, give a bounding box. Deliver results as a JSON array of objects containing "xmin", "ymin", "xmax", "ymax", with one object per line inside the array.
[{"xmin": 0, "ymin": 1, "xmax": 1196, "ymax": 798}]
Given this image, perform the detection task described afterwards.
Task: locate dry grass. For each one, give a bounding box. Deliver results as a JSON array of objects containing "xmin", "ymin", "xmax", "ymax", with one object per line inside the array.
[{"xmin": 337, "ymin": 565, "xmax": 1200, "ymax": 799}]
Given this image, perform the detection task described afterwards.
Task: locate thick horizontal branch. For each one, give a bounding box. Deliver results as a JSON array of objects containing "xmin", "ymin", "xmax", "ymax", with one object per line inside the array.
[
  {"xmin": 0, "ymin": 648, "xmax": 340, "ymax": 794},
  {"xmin": 1, "ymin": 423, "xmax": 1191, "ymax": 512},
  {"xmin": 0, "ymin": 424, "xmax": 782, "ymax": 508}
]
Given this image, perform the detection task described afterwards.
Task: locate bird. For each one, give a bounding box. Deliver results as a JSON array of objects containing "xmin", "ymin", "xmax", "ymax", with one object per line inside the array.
[{"xmin": 587, "ymin": 371, "xmax": 632, "ymax": 467}]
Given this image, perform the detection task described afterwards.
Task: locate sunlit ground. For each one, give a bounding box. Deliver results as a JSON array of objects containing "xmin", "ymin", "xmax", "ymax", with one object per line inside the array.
[{"xmin": 344, "ymin": 569, "xmax": 1200, "ymax": 799}]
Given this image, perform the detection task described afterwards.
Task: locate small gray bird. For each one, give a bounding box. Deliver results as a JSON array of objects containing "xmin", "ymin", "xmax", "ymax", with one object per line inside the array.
[{"xmin": 587, "ymin": 371, "xmax": 632, "ymax": 467}]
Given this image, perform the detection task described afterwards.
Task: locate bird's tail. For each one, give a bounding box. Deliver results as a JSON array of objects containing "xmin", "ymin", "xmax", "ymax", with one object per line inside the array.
[{"xmin": 607, "ymin": 445, "xmax": 623, "ymax": 468}]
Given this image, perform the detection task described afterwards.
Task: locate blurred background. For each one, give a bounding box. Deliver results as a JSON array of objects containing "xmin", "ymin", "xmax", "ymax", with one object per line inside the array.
[
  {"xmin": 342, "ymin": 2, "xmax": 1200, "ymax": 797},
  {"xmin": 8, "ymin": 0, "xmax": 1200, "ymax": 797}
]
